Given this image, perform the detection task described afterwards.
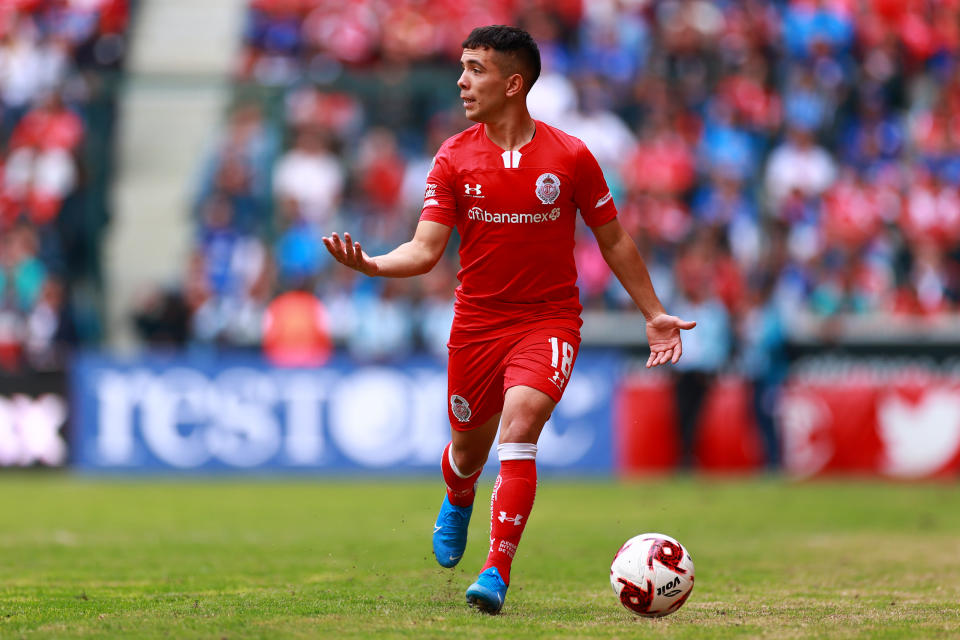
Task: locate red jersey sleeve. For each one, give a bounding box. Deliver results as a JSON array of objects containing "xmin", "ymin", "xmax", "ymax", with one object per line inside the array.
[
  {"xmin": 574, "ymin": 140, "xmax": 618, "ymax": 227},
  {"xmin": 419, "ymin": 142, "xmax": 457, "ymax": 227}
]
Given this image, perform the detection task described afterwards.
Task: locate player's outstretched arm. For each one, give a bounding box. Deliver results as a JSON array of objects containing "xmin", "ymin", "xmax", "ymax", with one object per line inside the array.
[
  {"xmin": 589, "ymin": 218, "xmax": 696, "ymax": 368},
  {"xmin": 322, "ymin": 220, "xmax": 452, "ymax": 278}
]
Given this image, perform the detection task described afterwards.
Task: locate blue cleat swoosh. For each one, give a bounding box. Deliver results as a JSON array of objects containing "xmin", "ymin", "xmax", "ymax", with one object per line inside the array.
[{"xmin": 432, "ymin": 496, "xmax": 472, "ymax": 568}]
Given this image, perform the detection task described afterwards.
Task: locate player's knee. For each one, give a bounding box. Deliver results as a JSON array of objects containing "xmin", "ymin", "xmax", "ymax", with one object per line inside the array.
[
  {"xmin": 499, "ymin": 412, "xmax": 547, "ymax": 443},
  {"xmin": 501, "ymin": 387, "xmax": 554, "ymax": 441},
  {"xmin": 451, "ymin": 444, "xmax": 487, "ymax": 477}
]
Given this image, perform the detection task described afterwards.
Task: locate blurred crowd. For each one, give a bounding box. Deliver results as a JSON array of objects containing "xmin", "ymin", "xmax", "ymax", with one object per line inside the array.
[
  {"xmin": 0, "ymin": 0, "xmax": 129, "ymax": 373},
  {"xmin": 136, "ymin": 0, "xmax": 960, "ymax": 377}
]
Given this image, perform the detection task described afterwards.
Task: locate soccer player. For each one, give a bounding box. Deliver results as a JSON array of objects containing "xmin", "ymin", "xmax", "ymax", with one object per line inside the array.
[{"xmin": 323, "ymin": 25, "xmax": 695, "ymax": 614}]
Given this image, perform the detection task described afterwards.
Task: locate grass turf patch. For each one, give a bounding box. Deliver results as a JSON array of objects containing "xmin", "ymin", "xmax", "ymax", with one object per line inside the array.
[{"xmin": 1, "ymin": 474, "xmax": 959, "ymax": 638}]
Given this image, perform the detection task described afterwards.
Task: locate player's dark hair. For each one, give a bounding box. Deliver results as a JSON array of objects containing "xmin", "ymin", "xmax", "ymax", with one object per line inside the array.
[{"xmin": 462, "ymin": 25, "xmax": 541, "ymax": 91}]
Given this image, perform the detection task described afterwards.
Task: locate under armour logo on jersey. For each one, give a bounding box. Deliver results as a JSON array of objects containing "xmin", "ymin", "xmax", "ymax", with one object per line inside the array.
[
  {"xmin": 464, "ymin": 183, "xmax": 483, "ymax": 196},
  {"xmin": 498, "ymin": 512, "xmax": 524, "ymax": 526}
]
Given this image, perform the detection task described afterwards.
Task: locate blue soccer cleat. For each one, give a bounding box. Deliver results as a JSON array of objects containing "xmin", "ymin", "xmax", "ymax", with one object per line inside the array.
[
  {"xmin": 432, "ymin": 496, "xmax": 472, "ymax": 568},
  {"xmin": 466, "ymin": 567, "xmax": 509, "ymax": 614}
]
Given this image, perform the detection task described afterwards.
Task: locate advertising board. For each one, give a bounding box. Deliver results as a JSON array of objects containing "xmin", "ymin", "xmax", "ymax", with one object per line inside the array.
[{"xmin": 72, "ymin": 351, "xmax": 619, "ymax": 474}]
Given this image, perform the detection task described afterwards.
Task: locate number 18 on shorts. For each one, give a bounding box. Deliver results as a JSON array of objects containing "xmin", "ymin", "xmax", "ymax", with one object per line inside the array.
[{"xmin": 446, "ymin": 326, "xmax": 580, "ymax": 430}]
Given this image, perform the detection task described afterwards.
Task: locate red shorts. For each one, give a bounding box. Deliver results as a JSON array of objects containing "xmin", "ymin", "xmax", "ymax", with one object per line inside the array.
[{"xmin": 446, "ymin": 325, "xmax": 581, "ymax": 431}]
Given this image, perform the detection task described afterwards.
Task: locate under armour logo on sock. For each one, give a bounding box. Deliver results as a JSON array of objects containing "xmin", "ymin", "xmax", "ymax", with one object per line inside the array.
[{"xmin": 498, "ymin": 511, "xmax": 524, "ymax": 526}]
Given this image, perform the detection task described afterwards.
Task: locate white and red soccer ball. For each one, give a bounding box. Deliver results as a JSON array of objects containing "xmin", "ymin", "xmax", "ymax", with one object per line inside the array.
[{"xmin": 610, "ymin": 533, "xmax": 695, "ymax": 618}]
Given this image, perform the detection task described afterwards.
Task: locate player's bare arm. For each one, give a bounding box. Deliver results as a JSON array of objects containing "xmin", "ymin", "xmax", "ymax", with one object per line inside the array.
[
  {"xmin": 590, "ymin": 218, "xmax": 696, "ymax": 368},
  {"xmin": 322, "ymin": 220, "xmax": 452, "ymax": 278}
]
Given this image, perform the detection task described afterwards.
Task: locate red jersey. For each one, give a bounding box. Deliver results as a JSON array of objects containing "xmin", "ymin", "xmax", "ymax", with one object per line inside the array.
[{"xmin": 420, "ymin": 121, "xmax": 617, "ymax": 338}]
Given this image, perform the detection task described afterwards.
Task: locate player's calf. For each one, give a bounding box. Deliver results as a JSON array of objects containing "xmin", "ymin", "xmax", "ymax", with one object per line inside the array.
[
  {"xmin": 481, "ymin": 443, "xmax": 537, "ymax": 585},
  {"xmin": 433, "ymin": 442, "xmax": 481, "ymax": 568}
]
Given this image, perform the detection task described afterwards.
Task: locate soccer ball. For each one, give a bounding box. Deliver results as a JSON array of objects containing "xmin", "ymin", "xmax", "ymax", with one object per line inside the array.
[{"xmin": 610, "ymin": 532, "xmax": 695, "ymax": 618}]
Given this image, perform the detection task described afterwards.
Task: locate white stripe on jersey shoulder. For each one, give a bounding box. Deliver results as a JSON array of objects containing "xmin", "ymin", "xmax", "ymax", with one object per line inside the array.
[
  {"xmin": 596, "ymin": 192, "xmax": 613, "ymax": 208},
  {"xmin": 501, "ymin": 150, "xmax": 522, "ymax": 168}
]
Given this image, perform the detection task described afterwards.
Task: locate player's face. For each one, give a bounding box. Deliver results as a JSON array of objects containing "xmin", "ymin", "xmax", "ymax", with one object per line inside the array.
[{"xmin": 458, "ymin": 47, "xmax": 511, "ymax": 123}]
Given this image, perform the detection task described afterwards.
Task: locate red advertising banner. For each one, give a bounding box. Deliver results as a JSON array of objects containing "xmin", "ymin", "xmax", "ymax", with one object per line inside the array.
[
  {"xmin": 781, "ymin": 371, "xmax": 960, "ymax": 479},
  {"xmin": 616, "ymin": 364, "xmax": 960, "ymax": 479}
]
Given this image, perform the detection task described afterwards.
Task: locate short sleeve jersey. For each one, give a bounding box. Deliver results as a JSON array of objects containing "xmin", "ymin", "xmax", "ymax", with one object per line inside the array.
[{"xmin": 420, "ymin": 120, "xmax": 618, "ymax": 338}]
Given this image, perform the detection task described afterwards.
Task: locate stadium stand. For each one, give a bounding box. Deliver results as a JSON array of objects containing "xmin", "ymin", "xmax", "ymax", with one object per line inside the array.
[
  {"xmin": 158, "ymin": 0, "xmax": 960, "ymax": 369},
  {"xmin": 0, "ymin": 0, "xmax": 130, "ymax": 373}
]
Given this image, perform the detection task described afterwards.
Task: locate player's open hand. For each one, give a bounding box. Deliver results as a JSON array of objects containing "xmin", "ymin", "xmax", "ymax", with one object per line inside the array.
[
  {"xmin": 645, "ymin": 313, "xmax": 696, "ymax": 368},
  {"xmin": 322, "ymin": 232, "xmax": 379, "ymax": 276}
]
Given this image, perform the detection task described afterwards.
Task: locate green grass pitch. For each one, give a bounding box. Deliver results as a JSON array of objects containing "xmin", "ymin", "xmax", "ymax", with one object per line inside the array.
[{"xmin": 2, "ymin": 474, "xmax": 960, "ymax": 638}]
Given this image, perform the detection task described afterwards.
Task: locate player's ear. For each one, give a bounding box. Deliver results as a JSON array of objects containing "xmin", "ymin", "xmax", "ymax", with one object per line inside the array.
[{"xmin": 505, "ymin": 72, "xmax": 525, "ymax": 98}]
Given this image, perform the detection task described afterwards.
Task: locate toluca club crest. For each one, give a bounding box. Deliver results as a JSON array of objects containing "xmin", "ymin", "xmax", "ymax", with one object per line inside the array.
[
  {"xmin": 535, "ymin": 172, "xmax": 560, "ymax": 204},
  {"xmin": 450, "ymin": 395, "xmax": 472, "ymax": 422}
]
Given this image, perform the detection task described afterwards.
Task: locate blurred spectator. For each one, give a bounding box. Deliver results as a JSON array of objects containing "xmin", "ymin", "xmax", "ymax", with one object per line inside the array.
[
  {"xmin": 284, "ymin": 88, "xmax": 363, "ymax": 142},
  {"xmin": 189, "ymin": 195, "xmax": 272, "ymax": 349},
  {"xmin": 669, "ymin": 234, "xmax": 732, "ymax": 469},
  {"xmin": 0, "ymin": 223, "xmax": 46, "ymax": 314},
  {"xmin": 262, "ymin": 282, "xmax": 331, "ymax": 367},
  {"xmin": 24, "ymin": 276, "xmax": 74, "ymax": 370},
  {"xmin": 274, "ymin": 207, "xmax": 326, "ymax": 289},
  {"xmin": 526, "ymin": 54, "xmax": 577, "ymax": 126},
  {"xmin": 353, "ymin": 127, "xmax": 405, "ymax": 216},
  {"xmin": 765, "ymin": 126, "xmax": 836, "ymax": 209},
  {"xmin": 195, "ymin": 101, "xmax": 277, "ymax": 230},
  {"xmin": 559, "ymin": 75, "xmax": 636, "ymax": 172},
  {"xmin": 901, "ymin": 168, "xmax": 960, "ymax": 251},
  {"xmin": 575, "ymin": 227, "xmax": 613, "ymax": 310},
  {"xmin": 738, "ymin": 269, "xmax": 787, "ymax": 471},
  {"xmin": 132, "ymin": 286, "xmax": 191, "ymax": 349},
  {"xmin": 3, "ymin": 90, "xmax": 82, "ymax": 225},
  {"xmin": 272, "ymin": 126, "xmax": 344, "ymax": 227},
  {"xmin": 715, "ymin": 52, "xmax": 782, "ymax": 135},
  {"xmin": 821, "ymin": 168, "xmax": 884, "ymax": 251},
  {"xmin": 839, "ymin": 95, "xmax": 903, "ymax": 174},
  {"xmin": 346, "ymin": 278, "xmax": 415, "ymax": 362},
  {"xmin": 903, "ymin": 241, "xmax": 959, "ymax": 315},
  {"xmin": 692, "ymin": 171, "xmax": 761, "ymax": 267},
  {"xmin": 0, "ymin": 14, "xmax": 68, "ymax": 141},
  {"xmin": 0, "ymin": 223, "xmax": 46, "ymax": 371},
  {"xmin": 809, "ymin": 251, "xmax": 878, "ymax": 316},
  {"xmin": 782, "ymin": 66, "xmax": 835, "ymax": 135},
  {"xmin": 781, "ymin": 0, "xmax": 854, "ymax": 61},
  {"xmin": 699, "ymin": 99, "xmax": 759, "ymax": 182},
  {"xmin": 623, "ymin": 124, "xmax": 696, "ymax": 198},
  {"xmin": 576, "ymin": 0, "xmax": 649, "ymax": 90},
  {"xmin": 319, "ymin": 264, "xmax": 359, "ymax": 350}
]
